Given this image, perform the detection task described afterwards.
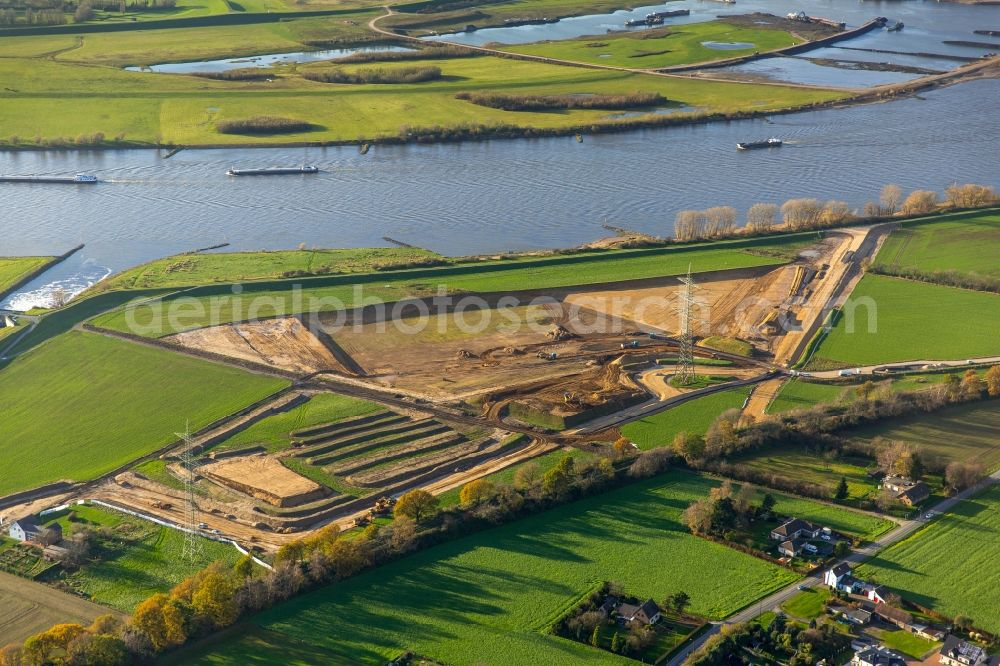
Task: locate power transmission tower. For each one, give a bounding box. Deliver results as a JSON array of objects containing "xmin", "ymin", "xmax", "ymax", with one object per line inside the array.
[
  {"xmin": 176, "ymin": 424, "xmax": 204, "ymax": 562},
  {"xmin": 673, "ymin": 266, "xmax": 699, "ymax": 386}
]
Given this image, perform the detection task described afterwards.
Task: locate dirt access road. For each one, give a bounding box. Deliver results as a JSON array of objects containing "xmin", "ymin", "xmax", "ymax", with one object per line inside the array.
[{"xmin": 0, "ymin": 569, "xmax": 120, "ymax": 644}]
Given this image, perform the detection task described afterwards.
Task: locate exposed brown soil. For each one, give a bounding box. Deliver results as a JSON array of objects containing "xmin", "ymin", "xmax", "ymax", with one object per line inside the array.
[
  {"xmin": 198, "ymin": 456, "xmax": 325, "ymax": 507},
  {"xmin": 0, "ymin": 570, "xmax": 120, "ymax": 644},
  {"xmin": 167, "ymin": 316, "xmax": 344, "ymax": 374}
]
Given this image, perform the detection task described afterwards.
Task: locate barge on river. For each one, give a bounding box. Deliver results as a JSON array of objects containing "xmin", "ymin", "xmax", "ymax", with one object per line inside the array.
[
  {"xmin": 737, "ymin": 138, "xmax": 782, "ymax": 150},
  {"xmin": 0, "ymin": 173, "xmax": 98, "ymax": 184},
  {"xmin": 226, "ymin": 166, "xmax": 319, "ymax": 176}
]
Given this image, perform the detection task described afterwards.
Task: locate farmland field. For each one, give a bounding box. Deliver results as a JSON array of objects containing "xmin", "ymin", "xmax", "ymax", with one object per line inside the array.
[
  {"xmin": 500, "ymin": 21, "xmax": 801, "ymax": 69},
  {"xmin": 205, "ymin": 392, "xmax": 382, "ymax": 454},
  {"xmin": 188, "ymin": 471, "xmax": 803, "ymax": 665},
  {"xmin": 92, "ymin": 234, "xmax": 812, "ymax": 336},
  {"xmin": 0, "ymin": 570, "xmax": 116, "ymax": 644},
  {"xmin": 186, "ymin": 471, "xmax": 894, "ymax": 665},
  {"xmin": 95, "ymin": 247, "xmax": 440, "ymax": 292},
  {"xmin": 807, "ymin": 275, "xmax": 1000, "ymax": 367},
  {"xmin": 43, "ymin": 504, "xmax": 239, "ymax": 612},
  {"xmin": 0, "ymin": 331, "xmax": 289, "ymax": 496},
  {"xmin": 766, "ymin": 371, "xmax": 978, "ymax": 414},
  {"xmin": 875, "ymin": 210, "xmax": 1000, "ymax": 278},
  {"xmin": 0, "ymin": 256, "xmax": 51, "ymax": 295},
  {"xmin": 856, "ymin": 483, "xmax": 1000, "ymax": 635},
  {"xmin": 731, "ymin": 449, "xmax": 878, "ymax": 502},
  {"xmin": 621, "ymin": 387, "xmax": 752, "ymax": 450},
  {"xmin": 845, "ymin": 399, "xmax": 1000, "ymax": 471}
]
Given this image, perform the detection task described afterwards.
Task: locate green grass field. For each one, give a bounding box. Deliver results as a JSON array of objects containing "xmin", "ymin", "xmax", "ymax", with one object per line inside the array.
[
  {"xmin": 731, "ymin": 450, "xmax": 878, "ymax": 501},
  {"xmin": 206, "ymin": 392, "xmax": 382, "ymax": 454},
  {"xmin": 874, "ymin": 629, "xmax": 940, "ymax": 658},
  {"xmin": 846, "ymin": 399, "xmax": 1000, "ymax": 471},
  {"xmin": 43, "ymin": 504, "xmax": 238, "ymax": 612},
  {"xmin": 875, "ymin": 210, "xmax": 1000, "ymax": 278},
  {"xmin": 0, "ymin": 331, "xmax": 289, "ymax": 496},
  {"xmin": 500, "ymin": 21, "xmax": 801, "ymax": 69},
  {"xmin": 780, "ymin": 587, "xmax": 830, "ymax": 620},
  {"xmin": 767, "ymin": 372, "xmax": 978, "ymax": 414},
  {"xmin": 856, "ymin": 483, "xmax": 1000, "ymax": 634},
  {"xmin": 187, "ymin": 471, "xmax": 803, "ymax": 665},
  {"xmin": 96, "ymin": 247, "xmax": 440, "ymax": 292},
  {"xmin": 621, "ymin": 387, "xmax": 751, "ymax": 450},
  {"xmin": 436, "ymin": 447, "xmax": 596, "ymax": 507},
  {"xmin": 0, "ymin": 21, "xmax": 844, "ymax": 149},
  {"xmin": 91, "ymin": 234, "xmax": 811, "ymax": 336},
  {"xmin": 807, "ymin": 275, "xmax": 1000, "ymax": 367},
  {"xmin": 0, "ymin": 256, "xmax": 52, "ymax": 295}
]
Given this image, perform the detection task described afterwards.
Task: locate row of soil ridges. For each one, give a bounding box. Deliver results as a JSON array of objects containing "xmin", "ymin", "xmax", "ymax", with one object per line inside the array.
[
  {"xmin": 294, "ymin": 417, "xmax": 441, "ymax": 461},
  {"xmin": 300, "ymin": 420, "xmax": 452, "ymax": 465},
  {"xmin": 346, "ymin": 436, "xmax": 515, "ymax": 488}
]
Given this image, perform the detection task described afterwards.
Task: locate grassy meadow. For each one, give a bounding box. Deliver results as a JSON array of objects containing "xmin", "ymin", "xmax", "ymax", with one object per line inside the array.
[
  {"xmin": 205, "ymin": 392, "xmax": 382, "ymax": 454},
  {"xmin": 91, "ymin": 235, "xmax": 809, "ymax": 335},
  {"xmin": 767, "ymin": 371, "xmax": 981, "ymax": 414},
  {"xmin": 875, "ymin": 210, "xmax": 1000, "ymax": 278},
  {"xmin": 500, "ymin": 21, "xmax": 800, "ymax": 69},
  {"xmin": 97, "ymin": 247, "xmax": 439, "ymax": 291},
  {"xmin": 731, "ymin": 450, "xmax": 878, "ymax": 502},
  {"xmin": 621, "ymin": 387, "xmax": 751, "ymax": 450},
  {"xmin": 43, "ymin": 504, "xmax": 239, "ymax": 612},
  {"xmin": 0, "ymin": 331, "xmax": 289, "ymax": 496},
  {"xmin": 845, "ymin": 399, "xmax": 1000, "ymax": 471},
  {"xmin": 807, "ymin": 275, "xmax": 1000, "ymax": 367},
  {"xmin": 188, "ymin": 472, "xmax": 804, "ymax": 665},
  {"xmin": 856, "ymin": 483, "xmax": 1000, "ymax": 634},
  {"xmin": 0, "ymin": 19, "xmax": 845, "ymax": 149},
  {"xmin": 0, "ymin": 256, "xmax": 52, "ymax": 295}
]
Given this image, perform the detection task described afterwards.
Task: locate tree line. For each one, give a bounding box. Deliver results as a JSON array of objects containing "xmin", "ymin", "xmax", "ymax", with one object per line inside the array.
[
  {"xmin": 672, "ymin": 183, "xmax": 998, "ymax": 242},
  {"xmin": 303, "ymin": 65, "xmax": 442, "ymax": 85}
]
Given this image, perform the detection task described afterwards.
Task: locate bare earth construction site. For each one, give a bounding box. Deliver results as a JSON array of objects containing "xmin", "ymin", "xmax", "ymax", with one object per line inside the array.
[{"xmin": 67, "ymin": 225, "xmax": 885, "ymax": 551}]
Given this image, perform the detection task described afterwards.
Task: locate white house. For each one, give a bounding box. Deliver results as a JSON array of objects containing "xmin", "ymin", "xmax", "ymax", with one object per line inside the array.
[
  {"xmin": 8, "ymin": 516, "xmax": 61, "ymax": 545},
  {"xmin": 825, "ymin": 562, "xmax": 862, "ymax": 593},
  {"xmin": 868, "ymin": 585, "xmax": 890, "ymax": 605}
]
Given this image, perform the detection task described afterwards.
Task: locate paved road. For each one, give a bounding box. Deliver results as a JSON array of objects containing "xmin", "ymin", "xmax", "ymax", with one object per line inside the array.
[
  {"xmin": 666, "ymin": 470, "xmax": 1000, "ymax": 666},
  {"xmin": 806, "ymin": 356, "xmax": 1000, "ymax": 379}
]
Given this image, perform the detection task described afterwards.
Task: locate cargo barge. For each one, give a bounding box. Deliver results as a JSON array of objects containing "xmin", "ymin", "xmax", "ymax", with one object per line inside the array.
[
  {"xmin": 226, "ymin": 166, "xmax": 320, "ymax": 176},
  {"xmin": 736, "ymin": 138, "xmax": 782, "ymax": 150},
  {"xmin": 0, "ymin": 173, "xmax": 98, "ymax": 184}
]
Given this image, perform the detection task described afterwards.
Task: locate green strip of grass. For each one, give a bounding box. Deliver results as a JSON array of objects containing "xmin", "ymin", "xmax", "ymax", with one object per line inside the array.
[
  {"xmin": 807, "ymin": 274, "xmax": 1000, "ymax": 367},
  {"xmin": 0, "ymin": 256, "xmax": 53, "ymax": 295},
  {"xmin": 622, "ymin": 387, "xmax": 751, "ymax": 450},
  {"xmin": 0, "ymin": 331, "xmax": 289, "ymax": 496}
]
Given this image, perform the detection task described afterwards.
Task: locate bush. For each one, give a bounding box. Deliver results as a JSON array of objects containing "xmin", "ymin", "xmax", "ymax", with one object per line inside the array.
[
  {"xmin": 455, "ymin": 91, "xmax": 667, "ymax": 112},
  {"xmin": 191, "ymin": 68, "xmax": 275, "ymax": 81},
  {"xmin": 215, "ymin": 116, "xmax": 313, "ymax": 135},
  {"xmin": 303, "ymin": 66, "xmax": 442, "ymax": 84}
]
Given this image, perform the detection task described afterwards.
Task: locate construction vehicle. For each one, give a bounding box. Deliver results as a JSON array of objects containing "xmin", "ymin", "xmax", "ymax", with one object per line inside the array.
[
  {"xmin": 620, "ymin": 340, "xmax": 640, "ymax": 349},
  {"xmin": 371, "ymin": 496, "xmax": 395, "ymax": 516},
  {"xmin": 537, "ymin": 351, "xmax": 558, "ymax": 360}
]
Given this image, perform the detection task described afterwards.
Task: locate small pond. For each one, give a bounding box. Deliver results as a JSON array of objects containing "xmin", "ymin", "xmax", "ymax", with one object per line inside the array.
[{"xmin": 125, "ymin": 45, "xmax": 415, "ymax": 74}]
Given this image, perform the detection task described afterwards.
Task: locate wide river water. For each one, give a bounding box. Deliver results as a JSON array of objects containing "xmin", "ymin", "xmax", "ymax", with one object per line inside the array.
[{"xmin": 1, "ymin": 1, "xmax": 999, "ymax": 309}]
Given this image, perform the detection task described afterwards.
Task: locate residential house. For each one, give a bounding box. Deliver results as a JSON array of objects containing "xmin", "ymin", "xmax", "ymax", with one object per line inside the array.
[
  {"xmin": 853, "ymin": 647, "xmax": 908, "ymax": 666},
  {"xmin": 616, "ymin": 599, "xmax": 661, "ymax": 625},
  {"xmin": 882, "ymin": 476, "xmax": 931, "ymax": 506},
  {"xmin": 939, "ymin": 636, "xmax": 988, "ymax": 666},
  {"xmin": 8, "ymin": 517, "xmax": 62, "ymax": 546},
  {"xmin": 834, "ymin": 607, "xmax": 873, "ymax": 626},
  {"xmin": 42, "ymin": 544, "xmax": 70, "ymax": 561},
  {"xmin": 598, "ymin": 596, "xmax": 662, "ymax": 625},
  {"xmin": 779, "ymin": 539, "xmax": 805, "ymax": 557},
  {"xmin": 826, "ymin": 562, "xmax": 863, "ymax": 593},
  {"xmin": 771, "ymin": 518, "xmax": 822, "ymax": 541}
]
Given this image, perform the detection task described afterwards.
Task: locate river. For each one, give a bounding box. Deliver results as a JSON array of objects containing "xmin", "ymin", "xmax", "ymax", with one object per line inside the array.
[{"xmin": 1, "ymin": 2, "xmax": 998, "ymax": 309}]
